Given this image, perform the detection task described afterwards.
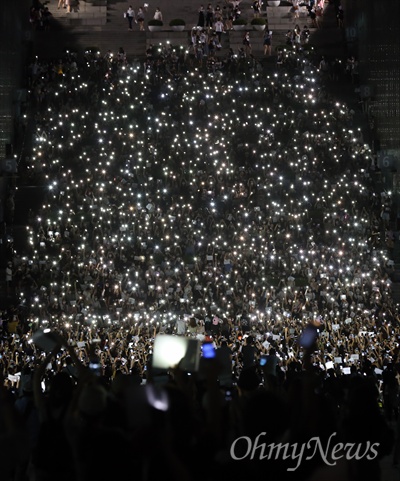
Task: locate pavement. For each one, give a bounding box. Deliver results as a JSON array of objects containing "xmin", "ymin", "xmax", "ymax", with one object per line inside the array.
[{"xmin": 31, "ymin": 0, "xmax": 347, "ymax": 60}]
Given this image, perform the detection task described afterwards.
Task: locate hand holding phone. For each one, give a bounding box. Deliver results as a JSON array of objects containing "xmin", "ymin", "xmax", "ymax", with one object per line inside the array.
[
  {"xmin": 202, "ymin": 342, "xmax": 216, "ymax": 359},
  {"xmin": 299, "ymin": 324, "xmax": 318, "ymax": 349},
  {"xmin": 259, "ymin": 354, "xmax": 267, "ymax": 366},
  {"xmin": 152, "ymin": 335, "xmax": 200, "ymax": 372}
]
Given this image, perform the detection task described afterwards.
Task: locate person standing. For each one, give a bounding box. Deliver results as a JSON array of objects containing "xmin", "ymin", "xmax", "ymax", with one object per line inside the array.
[
  {"xmin": 217, "ymin": 340, "xmax": 233, "ymax": 389},
  {"xmin": 263, "ymin": 29, "xmax": 272, "ymax": 56},
  {"xmin": 242, "ymin": 30, "xmax": 251, "ymax": 57},
  {"xmin": 382, "ymin": 363, "xmax": 399, "ymax": 422},
  {"xmin": 5, "ymin": 261, "xmax": 13, "ymax": 298},
  {"xmin": 222, "ymin": 6, "xmax": 229, "ymax": 29},
  {"xmin": 293, "ymin": 24, "xmax": 301, "ymax": 48},
  {"xmin": 261, "ymin": 348, "xmax": 280, "ymax": 390},
  {"xmin": 214, "ymin": 17, "xmax": 224, "ymax": 44},
  {"xmin": 153, "ymin": 7, "xmax": 163, "ymax": 22},
  {"xmin": 214, "ymin": 4, "xmax": 222, "ymax": 21},
  {"xmin": 276, "ymin": 49, "xmax": 284, "ymax": 67},
  {"xmin": 41, "ymin": 7, "xmax": 52, "ymax": 30},
  {"xmin": 337, "ymin": 5, "xmax": 344, "ymax": 28},
  {"xmin": 252, "ymin": 0, "xmax": 261, "ymax": 18},
  {"xmin": 126, "ymin": 5, "xmax": 135, "ymax": 30},
  {"xmin": 319, "ymin": 55, "xmax": 329, "ymax": 78},
  {"xmin": 233, "ymin": 4, "xmax": 241, "ymax": 20},
  {"xmin": 137, "ymin": 7, "xmax": 145, "ymax": 31},
  {"xmin": 198, "ymin": 5, "xmax": 205, "ymax": 28},
  {"xmin": 225, "ymin": 7, "xmax": 233, "ymax": 30},
  {"xmin": 291, "ymin": 0, "xmax": 300, "ymax": 20},
  {"xmin": 315, "ymin": 4, "xmax": 323, "ymax": 28},
  {"xmin": 176, "ymin": 315, "xmax": 187, "ymax": 335},
  {"xmin": 309, "ymin": 6, "xmax": 317, "ymax": 27},
  {"xmin": 241, "ymin": 336, "xmax": 257, "ymax": 370},
  {"xmin": 205, "ymin": 3, "xmax": 214, "ymax": 27},
  {"xmin": 229, "ymin": 0, "xmax": 241, "ymax": 9},
  {"xmin": 301, "ymin": 24, "xmax": 310, "ymax": 44}
]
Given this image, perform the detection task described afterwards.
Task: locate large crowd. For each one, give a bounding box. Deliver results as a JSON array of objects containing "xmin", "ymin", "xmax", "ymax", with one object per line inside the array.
[{"xmin": 1, "ymin": 29, "xmax": 399, "ymax": 480}]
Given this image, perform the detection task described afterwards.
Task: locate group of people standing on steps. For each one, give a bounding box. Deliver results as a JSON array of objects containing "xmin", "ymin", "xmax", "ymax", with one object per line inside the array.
[
  {"xmin": 197, "ymin": 1, "xmax": 242, "ymax": 30},
  {"xmin": 195, "ymin": 1, "xmax": 272, "ymax": 57},
  {"xmin": 241, "ymin": 29, "xmax": 274, "ymax": 58},
  {"xmin": 125, "ymin": 4, "xmax": 148, "ymax": 31}
]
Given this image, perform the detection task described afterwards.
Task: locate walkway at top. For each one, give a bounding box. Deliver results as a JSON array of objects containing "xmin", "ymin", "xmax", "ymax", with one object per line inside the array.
[{"xmin": 31, "ymin": 0, "xmax": 347, "ymax": 60}]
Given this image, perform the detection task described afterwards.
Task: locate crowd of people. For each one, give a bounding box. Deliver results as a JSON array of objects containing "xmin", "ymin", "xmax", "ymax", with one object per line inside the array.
[
  {"xmin": 1, "ymin": 18, "xmax": 399, "ymax": 479},
  {"xmin": 29, "ymin": 0, "xmax": 53, "ymax": 31}
]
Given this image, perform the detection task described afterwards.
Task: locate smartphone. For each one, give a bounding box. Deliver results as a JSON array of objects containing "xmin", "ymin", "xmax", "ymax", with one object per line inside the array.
[
  {"xmin": 88, "ymin": 361, "xmax": 102, "ymax": 376},
  {"xmin": 88, "ymin": 346, "xmax": 102, "ymax": 376},
  {"xmin": 202, "ymin": 342, "xmax": 216, "ymax": 359},
  {"xmin": 299, "ymin": 324, "xmax": 318, "ymax": 349},
  {"xmin": 152, "ymin": 335, "xmax": 201, "ymax": 372},
  {"xmin": 259, "ymin": 354, "xmax": 267, "ymax": 366},
  {"xmin": 152, "ymin": 335, "xmax": 189, "ymax": 370}
]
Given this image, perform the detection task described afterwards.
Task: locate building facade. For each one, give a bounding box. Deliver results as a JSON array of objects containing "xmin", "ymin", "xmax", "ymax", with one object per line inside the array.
[
  {"xmin": 344, "ymin": 0, "xmax": 400, "ymax": 156},
  {"xmin": 0, "ymin": 0, "xmax": 31, "ymax": 159}
]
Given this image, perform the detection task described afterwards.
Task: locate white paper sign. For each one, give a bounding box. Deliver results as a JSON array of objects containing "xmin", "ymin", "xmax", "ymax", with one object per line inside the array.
[{"xmin": 262, "ymin": 340, "xmax": 270, "ymax": 350}]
